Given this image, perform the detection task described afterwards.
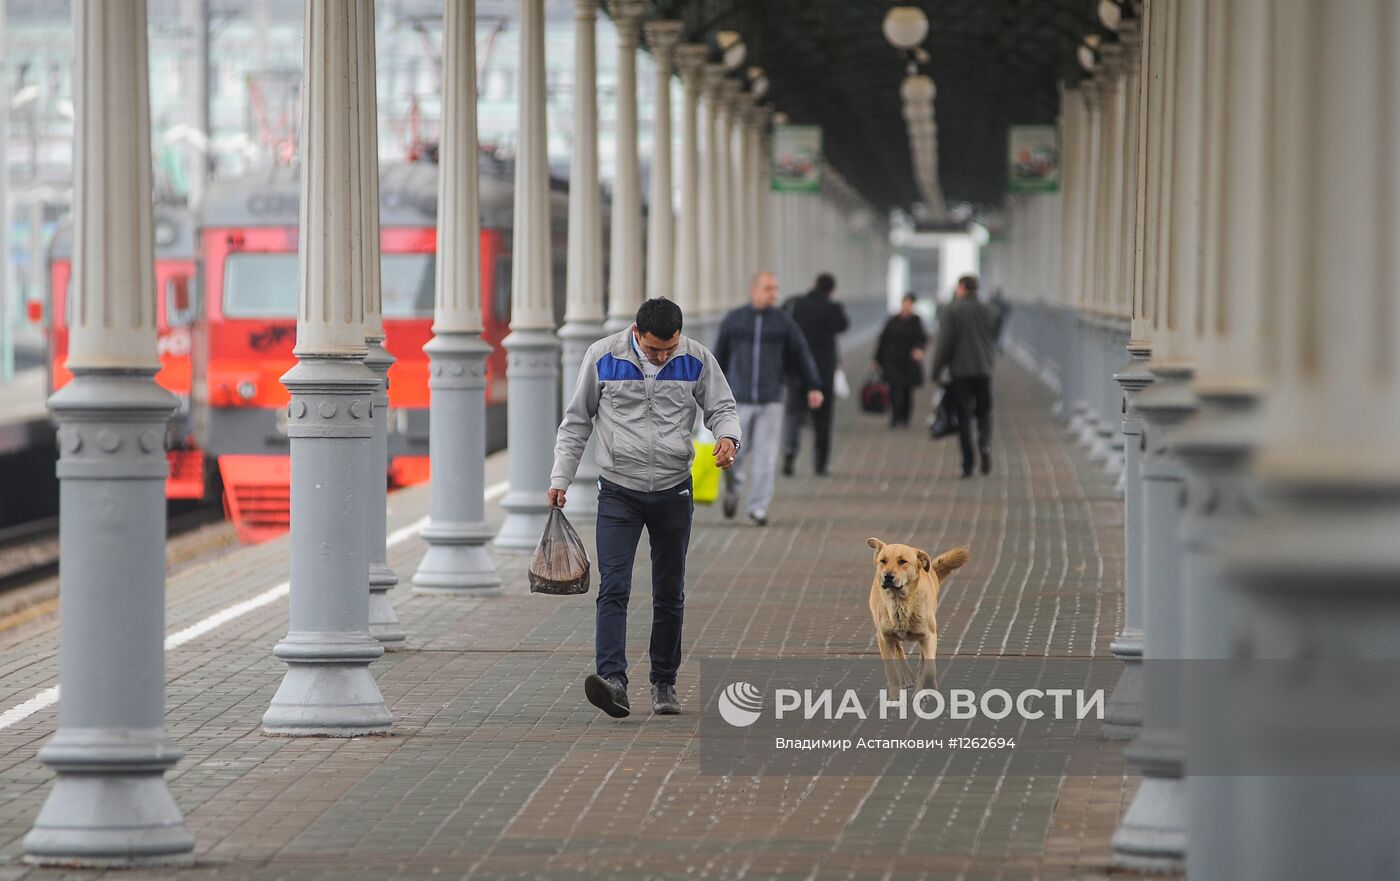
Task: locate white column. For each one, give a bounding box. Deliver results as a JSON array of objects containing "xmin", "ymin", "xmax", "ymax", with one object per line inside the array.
[
  {"xmin": 261, "ymin": 0, "xmax": 392, "ymax": 737},
  {"xmin": 697, "ymin": 64, "xmax": 727, "ymax": 341},
  {"xmin": 556, "ymin": 0, "xmax": 607, "ymax": 518},
  {"xmin": 1112, "ymin": 0, "xmax": 1204, "ymax": 870},
  {"xmin": 24, "ymin": 0, "xmax": 195, "ymax": 863},
  {"xmin": 644, "ymin": 21, "xmax": 682, "ymax": 301},
  {"xmin": 604, "ymin": 0, "xmax": 645, "ymax": 332},
  {"xmin": 494, "ymin": 0, "xmax": 561, "ymax": 551},
  {"xmin": 673, "ymin": 43, "xmax": 707, "ymax": 319},
  {"xmin": 412, "ymin": 0, "xmax": 501, "ymax": 593},
  {"xmin": 733, "ymin": 92, "xmax": 756, "ymax": 287},
  {"xmin": 356, "ymin": 0, "xmax": 403, "ymax": 649},
  {"xmin": 755, "ymin": 117, "xmax": 772, "ymax": 274},
  {"xmin": 1218, "ymin": 3, "xmax": 1400, "ymax": 878},
  {"xmin": 722, "ymin": 81, "xmax": 746, "ymax": 306}
]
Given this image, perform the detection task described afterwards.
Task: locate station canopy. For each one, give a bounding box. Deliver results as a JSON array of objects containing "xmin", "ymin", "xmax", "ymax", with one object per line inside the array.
[{"xmin": 637, "ymin": 0, "xmax": 1104, "ymax": 214}]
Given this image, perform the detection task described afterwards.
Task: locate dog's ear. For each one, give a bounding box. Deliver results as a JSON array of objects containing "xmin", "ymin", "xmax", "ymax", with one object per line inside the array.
[
  {"xmin": 866, "ymin": 537, "xmax": 885, "ymax": 552},
  {"xmin": 917, "ymin": 550, "xmax": 931, "ymax": 572}
]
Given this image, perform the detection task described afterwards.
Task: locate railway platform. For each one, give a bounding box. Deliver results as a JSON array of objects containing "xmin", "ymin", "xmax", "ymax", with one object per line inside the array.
[{"xmin": 0, "ymin": 358, "xmax": 1131, "ymax": 881}]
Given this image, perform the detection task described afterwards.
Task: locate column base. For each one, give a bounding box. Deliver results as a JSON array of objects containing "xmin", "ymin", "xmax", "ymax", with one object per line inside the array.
[
  {"xmin": 412, "ymin": 522, "xmax": 503, "ymax": 594},
  {"xmin": 1114, "ymin": 729, "xmax": 1187, "ymax": 870},
  {"xmin": 24, "ymin": 728, "xmax": 194, "ymax": 866},
  {"xmin": 262, "ymin": 631, "xmax": 392, "ymax": 736},
  {"xmin": 1111, "ymin": 772, "xmax": 1187, "ymax": 872},
  {"xmin": 368, "ymin": 565, "xmax": 406, "ymax": 649},
  {"xmin": 1103, "ymin": 630, "xmax": 1143, "ymax": 740}
]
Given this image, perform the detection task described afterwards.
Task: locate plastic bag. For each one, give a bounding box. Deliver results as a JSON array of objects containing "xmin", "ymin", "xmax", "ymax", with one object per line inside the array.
[
  {"xmin": 833, "ymin": 367, "xmax": 851, "ymax": 400},
  {"xmin": 928, "ymin": 385, "xmax": 960, "ymax": 439},
  {"xmin": 691, "ymin": 440, "xmax": 720, "ymax": 504},
  {"xmin": 529, "ymin": 507, "xmax": 591, "ymax": 595}
]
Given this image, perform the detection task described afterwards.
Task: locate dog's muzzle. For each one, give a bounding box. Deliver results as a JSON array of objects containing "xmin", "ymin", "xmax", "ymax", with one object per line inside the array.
[{"xmin": 881, "ymin": 575, "xmax": 902, "ymax": 591}]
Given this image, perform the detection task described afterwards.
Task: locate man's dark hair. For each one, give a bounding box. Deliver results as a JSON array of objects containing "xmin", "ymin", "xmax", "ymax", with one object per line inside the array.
[
  {"xmin": 903, "ymin": 291, "xmax": 918, "ymax": 303},
  {"xmin": 635, "ymin": 298, "xmax": 683, "ymax": 339},
  {"xmin": 958, "ymin": 274, "xmax": 980, "ymax": 295},
  {"xmin": 814, "ymin": 273, "xmax": 836, "ymax": 296}
]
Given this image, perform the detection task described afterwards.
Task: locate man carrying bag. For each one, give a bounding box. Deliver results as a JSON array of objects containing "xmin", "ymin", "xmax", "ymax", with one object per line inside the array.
[{"xmin": 549, "ymin": 299, "xmax": 742, "ymax": 718}]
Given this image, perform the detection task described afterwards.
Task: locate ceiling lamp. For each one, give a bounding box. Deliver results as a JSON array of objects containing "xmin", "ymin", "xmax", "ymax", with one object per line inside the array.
[
  {"xmin": 1098, "ymin": 0, "xmax": 1122, "ymax": 32},
  {"xmin": 717, "ymin": 30, "xmax": 746, "ymax": 70},
  {"xmin": 882, "ymin": 6, "xmax": 929, "ymax": 51},
  {"xmin": 1077, "ymin": 35, "xmax": 1099, "ymax": 73}
]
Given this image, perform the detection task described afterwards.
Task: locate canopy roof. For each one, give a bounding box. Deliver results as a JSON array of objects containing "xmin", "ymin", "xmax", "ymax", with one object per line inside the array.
[{"xmin": 644, "ymin": 0, "xmax": 1108, "ymax": 214}]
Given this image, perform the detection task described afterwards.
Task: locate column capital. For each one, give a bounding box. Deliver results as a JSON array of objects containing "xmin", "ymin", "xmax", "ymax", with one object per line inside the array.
[
  {"xmin": 719, "ymin": 78, "xmax": 744, "ymax": 113},
  {"xmin": 746, "ymin": 102, "xmax": 772, "ymax": 129},
  {"xmin": 675, "ymin": 42, "xmax": 707, "ymax": 85},
  {"xmin": 607, "ymin": 0, "xmax": 644, "ymax": 43},
  {"xmin": 700, "ymin": 63, "xmax": 728, "ymax": 99},
  {"xmin": 573, "ymin": 0, "xmax": 598, "ymax": 19},
  {"xmin": 644, "ymin": 20, "xmax": 684, "ymax": 67}
]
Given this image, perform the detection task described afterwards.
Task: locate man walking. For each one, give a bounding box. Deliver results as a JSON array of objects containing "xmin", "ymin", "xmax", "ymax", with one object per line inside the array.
[
  {"xmin": 550, "ymin": 299, "xmax": 742, "ymax": 719},
  {"xmin": 930, "ymin": 275, "xmax": 1004, "ymax": 478},
  {"xmin": 782, "ymin": 272, "xmax": 850, "ymax": 476},
  {"xmin": 714, "ymin": 271, "xmax": 823, "ymax": 526}
]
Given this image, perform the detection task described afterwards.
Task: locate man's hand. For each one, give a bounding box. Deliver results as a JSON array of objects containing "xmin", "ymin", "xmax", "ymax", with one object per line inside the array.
[
  {"xmin": 547, "ymin": 488, "xmax": 567, "ymax": 509},
  {"xmin": 714, "ymin": 437, "xmax": 738, "ymax": 470},
  {"xmin": 807, "ymin": 389, "xmax": 824, "ymax": 409},
  {"xmin": 911, "ymin": 347, "xmax": 925, "ymax": 363}
]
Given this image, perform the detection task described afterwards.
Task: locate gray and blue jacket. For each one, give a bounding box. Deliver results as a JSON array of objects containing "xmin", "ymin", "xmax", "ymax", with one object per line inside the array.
[
  {"xmin": 551, "ymin": 328, "xmax": 742, "ymax": 494},
  {"xmin": 713, "ymin": 304, "xmax": 823, "ymax": 404}
]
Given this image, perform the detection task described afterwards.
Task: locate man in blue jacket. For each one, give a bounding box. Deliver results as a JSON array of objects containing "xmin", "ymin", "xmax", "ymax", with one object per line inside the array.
[{"xmin": 713, "ymin": 271, "xmax": 824, "ymax": 526}]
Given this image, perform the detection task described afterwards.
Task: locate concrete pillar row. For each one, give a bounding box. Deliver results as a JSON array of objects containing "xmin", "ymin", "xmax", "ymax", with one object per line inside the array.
[
  {"xmin": 1112, "ymin": 0, "xmax": 1205, "ymax": 870},
  {"xmin": 1218, "ymin": 1, "xmax": 1400, "ymax": 878},
  {"xmin": 696, "ymin": 64, "xmax": 726, "ymax": 344},
  {"xmin": 24, "ymin": 0, "xmax": 197, "ymax": 864},
  {"xmin": 494, "ymin": 0, "xmax": 561, "ymax": 552},
  {"xmin": 357, "ymin": 0, "xmax": 404, "ymax": 649},
  {"xmin": 262, "ymin": 0, "xmax": 392, "ymax": 737},
  {"xmin": 603, "ymin": 0, "xmax": 645, "ymax": 333},
  {"xmin": 644, "ymin": 20, "xmax": 682, "ymax": 301},
  {"xmin": 673, "ymin": 44, "xmax": 706, "ymax": 320},
  {"xmin": 554, "ymin": 0, "xmax": 608, "ymax": 519},
  {"xmin": 414, "ymin": 0, "xmax": 503, "ymax": 591}
]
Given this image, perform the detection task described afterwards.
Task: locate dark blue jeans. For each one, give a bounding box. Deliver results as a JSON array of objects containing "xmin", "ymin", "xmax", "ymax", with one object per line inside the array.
[{"xmin": 595, "ymin": 475, "xmax": 694, "ymax": 688}]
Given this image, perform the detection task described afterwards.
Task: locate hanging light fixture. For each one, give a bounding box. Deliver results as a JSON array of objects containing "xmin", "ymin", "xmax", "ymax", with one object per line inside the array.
[
  {"xmin": 717, "ymin": 30, "xmax": 746, "ymax": 70},
  {"xmin": 882, "ymin": 6, "xmax": 929, "ymax": 50}
]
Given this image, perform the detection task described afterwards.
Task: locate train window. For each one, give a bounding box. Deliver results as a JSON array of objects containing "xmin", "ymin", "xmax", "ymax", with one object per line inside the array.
[
  {"xmin": 224, "ymin": 253, "xmax": 299, "ymax": 317},
  {"xmin": 166, "ymin": 275, "xmax": 195, "ymax": 327},
  {"xmin": 381, "ymin": 253, "xmax": 435, "ymax": 317}
]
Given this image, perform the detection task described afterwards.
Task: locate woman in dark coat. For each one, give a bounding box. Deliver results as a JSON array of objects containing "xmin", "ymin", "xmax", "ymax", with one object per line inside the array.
[{"xmin": 873, "ymin": 293, "xmax": 929, "ymax": 428}]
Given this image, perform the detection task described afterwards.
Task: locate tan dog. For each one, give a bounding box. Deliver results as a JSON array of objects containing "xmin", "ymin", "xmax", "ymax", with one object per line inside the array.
[{"xmin": 867, "ymin": 538, "xmax": 970, "ymax": 692}]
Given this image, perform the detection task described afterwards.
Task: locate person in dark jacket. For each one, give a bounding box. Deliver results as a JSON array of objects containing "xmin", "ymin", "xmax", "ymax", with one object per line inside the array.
[
  {"xmin": 873, "ymin": 292, "xmax": 929, "ymax": 429},
  {"xmin": 714, "ymin": 271, "xmax": 824, "ymax": 526},
  {"xmin": 930, "ymin": 274, "xmax": 1004, "ymax": 477},
  {"xmin": 781, "ymin": 273, "xmax": 850, "ymax": 476}
]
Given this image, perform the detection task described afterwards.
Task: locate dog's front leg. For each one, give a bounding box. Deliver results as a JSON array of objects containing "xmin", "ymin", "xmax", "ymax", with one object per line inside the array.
[
  {"xmin": 916, "ymin": 632, "xmax": 939, "ymax": 691},
  {"xmin": 876, "ymin": 632, "xmax": 908, "ymax": 693}
]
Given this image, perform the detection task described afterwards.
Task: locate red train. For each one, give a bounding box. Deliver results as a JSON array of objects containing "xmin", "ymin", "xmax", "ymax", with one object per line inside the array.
[{"xmin": 48, "ymin": 158, "xmax": 575, "ymax": 542}]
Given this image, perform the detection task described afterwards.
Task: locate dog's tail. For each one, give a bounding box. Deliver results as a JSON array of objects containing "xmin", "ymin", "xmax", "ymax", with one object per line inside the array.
[{"xmin": 932, "ymin": 547, "xmax": 970, "ymax": 580}]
